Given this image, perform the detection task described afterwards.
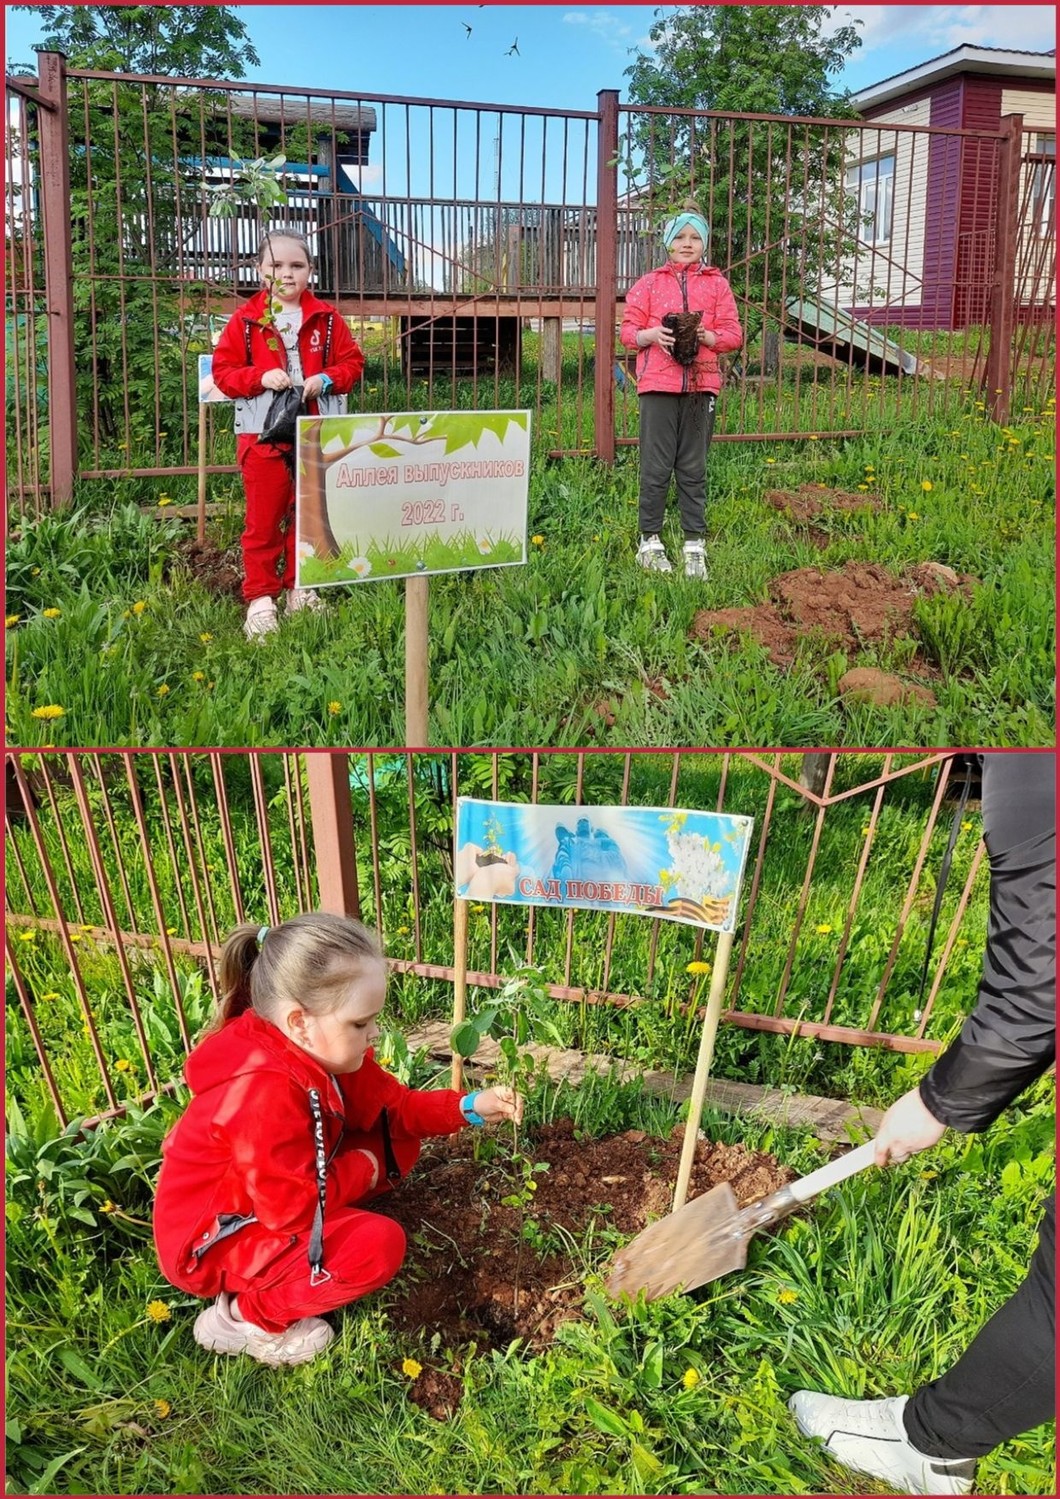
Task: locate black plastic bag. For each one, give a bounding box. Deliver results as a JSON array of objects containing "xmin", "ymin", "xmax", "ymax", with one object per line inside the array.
[{"xmin": 258, "ymin": 384, "xmax": 304, "ymax": 467}]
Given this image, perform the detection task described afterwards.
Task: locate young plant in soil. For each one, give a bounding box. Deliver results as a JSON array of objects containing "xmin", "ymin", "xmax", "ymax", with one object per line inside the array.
[{"xmin": 451, "ymin": 966, "xmax": 566, "ymax": 1313}]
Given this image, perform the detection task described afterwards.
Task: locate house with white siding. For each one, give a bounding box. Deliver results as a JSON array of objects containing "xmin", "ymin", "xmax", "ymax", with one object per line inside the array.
[{"xmin": 836, "ymin": 46, "xmax": 1055, "ymax": 329}]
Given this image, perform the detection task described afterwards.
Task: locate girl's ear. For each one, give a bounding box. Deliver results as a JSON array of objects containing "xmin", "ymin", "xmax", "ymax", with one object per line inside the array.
[{"xmin": 284, "ymin": 1005, "xmax": 310, "ymax": 1045}]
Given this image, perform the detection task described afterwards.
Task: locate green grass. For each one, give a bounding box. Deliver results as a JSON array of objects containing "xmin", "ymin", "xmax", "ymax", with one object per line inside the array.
[
  {"xmin": 4, "ymin": 367, "xmax": 1054, "ymax": 747},
  {"xmin": 6, "ymin": 1071, "xmax": 1054, "ymax": 1496},
  {"xmin": 300, "ymin": 529, "xmax": 525, "ymax": 586}
]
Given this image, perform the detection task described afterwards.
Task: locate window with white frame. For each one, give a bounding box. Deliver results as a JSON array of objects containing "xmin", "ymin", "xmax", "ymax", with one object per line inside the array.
[
  {"xmin": 1030, "ymin": 133, "xmax": 1055, "ymax": 237},
  {"xmin": 845, "ymin": 153, "xmax": 895, "ymax": 246}
]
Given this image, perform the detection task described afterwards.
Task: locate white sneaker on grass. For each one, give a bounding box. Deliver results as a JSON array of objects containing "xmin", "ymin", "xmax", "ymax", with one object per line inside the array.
[
  {"xmin": 286, "ymin": 587, "xmax": 326, "ymax": 615},
  {"xmin": 193, "ymin": 1292, "xmax": 334, "ymax": 1367},
  {"xmin": 788, "ymin": 1391, "xmax": 976, "ymax": 1496},
  {"xmin": 636, "ymin": 534, "xmax": 672, "ymax": 573},
  {"xmin": 682, "ymin": 539, "xmax": 707, "ymax": 580},
  {"xmin": 243, "ymin": 596, "xmax": 279, "ymax": 640}
]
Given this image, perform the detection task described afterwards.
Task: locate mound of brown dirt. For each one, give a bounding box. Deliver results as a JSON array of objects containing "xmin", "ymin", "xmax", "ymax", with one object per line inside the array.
[
  {"xmin": 764, "ymin": 484, "xmax": 882, "ymax": 524},
  {"xmin": 171, "ymin": 538, "xmax": 244, "ymax": 599},
  {"xmin": 838, "ymin": 667, "xmax": 938, "ymax": 709},
  {"xmin": 691, "ymin": 559, "xmax": 971, "ymax": 669},
  {"xmin": 377, "ymin": 1119, "xmax": 794, "ymax": 1372}
]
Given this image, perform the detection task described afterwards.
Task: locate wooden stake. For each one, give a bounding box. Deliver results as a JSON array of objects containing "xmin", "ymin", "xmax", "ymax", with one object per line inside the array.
[
  {"xmin": 405, "ymin": 574, "xmax": 429, "ymax": 747},
  {"xmin": 672, "ymin": 928, "xmax": 735, "ymax": 1212},
  {"xmin": 451, "ymin": 895, "xmax": 469, "ymax": 1093},
  {"xmin": 196, "ymin": 401, "xmax": 208, "ymax": 544}
]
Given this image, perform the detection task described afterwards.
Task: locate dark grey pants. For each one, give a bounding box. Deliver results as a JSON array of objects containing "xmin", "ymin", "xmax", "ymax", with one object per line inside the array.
[
  {"xmin": 637, "ymin": 391, "xmax": 716, "ymax": 539},
  {"xmin": 904, "ymin": 752, "xmax": 1056, "ymax": 1460}
]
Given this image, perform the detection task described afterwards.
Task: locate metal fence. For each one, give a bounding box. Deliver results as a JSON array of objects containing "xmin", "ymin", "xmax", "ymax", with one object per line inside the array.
[
  {"xmin": 6, "ymin": 749, "xmax": 993, "ymax": 1128},
  {"xmin": 4, "ymin": 55, "xmax": 1054, "ymax": 513}
]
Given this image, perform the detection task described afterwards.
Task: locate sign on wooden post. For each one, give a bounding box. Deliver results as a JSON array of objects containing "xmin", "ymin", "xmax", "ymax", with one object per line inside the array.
[
  {"xmin": 295, "ymin": 410, "xmax": 531, "ymax": 745},
  {"xmin": 452, "ymin": 798, "xmax": 754, "ymax": 1206}
]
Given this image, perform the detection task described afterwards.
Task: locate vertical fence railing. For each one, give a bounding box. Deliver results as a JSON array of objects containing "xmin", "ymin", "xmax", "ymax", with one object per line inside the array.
[
  {"xmin": 6, "ymin": 749, "xmax": 997, "ymax": 1129},
  {"xmin": 6, "ymin": 59, "xmax": 1053, "ymax": 513}
]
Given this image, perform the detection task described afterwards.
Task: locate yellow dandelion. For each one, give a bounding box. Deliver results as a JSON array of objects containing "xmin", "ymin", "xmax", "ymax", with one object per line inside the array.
[
  {"xmin": 192, "ymin": 670, "xmax": 206, "ymax": 683},
  {"xmin": 808, "ymin": 433, "xmax": 819, "ymax": 441},
  {"xmin": 42, "ymin": 607, "xmax": 61, "ymax": 619},
  {"xmin": 857, "ymin": 484, "xmax": 869, "ymax": 491},
  {"xmin": 401, "ymin": 1357, "xmax": 423, "ymax": 1380},
  {"xmin": 157, "ymin": 684, "xmax": 170, "ymax": 697},
  {"xmin": 30, "ymin": 705, "xmax": 65, "ymax": 720},
  {"xmin": 199, "ymin": 632, "xmax": 213, "ymax": 644},
  {"xmin": 115, "ymin": 1059, "xmax": 132, "ymax": 1072},
  {"xmin": 158, "ymin": 498, "xmax": 174, "ymax": 507},
  {"xmin": 682, "ymin": 1368, "xmax": 701, "ymax": 1389},
  {"xmin": 69, "ymin": 932, "xmax": 82, "ymax": 942},
  {"xmin": 778, "ymin": 1288, "xmax": 799, "ymax": 1305},
  {"xmin": 921, "ymin": 480, "xmax": 933, "ymax": 492},
  {"xmin": 18, "ymin": 929, "xmax": 36, "ymax": 941},
  {"xmin": 132, "ymin": 600, "xmax": 147, "ymax": 615},
  {"xmin": 397, "ymin": 925, "xmax": 410, "ymax": 935},
  {"xmin": 327, "ymin": 701, "xmax": 342, "ymax": 715},
  {"xmin": 686, "ymin": 960, "xmax": 711, "ymax": 976},
  {"xmin": 40, "ymin": 991, "xmax": 60, "ymax": 1002},
  {"xmin": 146, "ymin": 1300, "xmax": 171, "ymax": 1323},
  {"xmin": 153, "ymin": 1399, "xmax": 172, "ymax": 1419},
  {"xmin": 471, "ymin": 904, "xmax": 486, "ymax": 913},
  {"xmin": 816, "ymin": 923, "xmax": 833, "ymax": 935},
  {"xmin": 906, "ymin": 511, "xmax": 919, "ymax": 521},
  {"xmin": 765, "ymin": 457, "xmax": 776, "ymax": 465},
  {"xmin": 5, "ymin": 614, "xmax": 20, "ymax": 627},
  {"xmin": 531, "ymin": 534, "xmax": 545, "ymax": 545},
  {"xmin": 961, "ymin": 820, "xmax": 972, "ymax": 832},
  {"xmin": 101, "ymin": 1199, "xmax": 116, "ymax": 1214}
]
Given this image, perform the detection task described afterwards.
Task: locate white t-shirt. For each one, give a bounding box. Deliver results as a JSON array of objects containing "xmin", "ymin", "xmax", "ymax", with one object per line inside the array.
[{"xmin": 273, "ymin": 305, "xmax": 304, "ymax": 384}]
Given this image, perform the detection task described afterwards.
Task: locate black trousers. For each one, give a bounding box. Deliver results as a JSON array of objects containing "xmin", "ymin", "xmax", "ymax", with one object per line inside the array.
[
  {"xmin": 905, "ymin": 1195, "xmax": 1055, "ymax": 1459},
  {"xmin": 637, "ymin": 391, "xmax": 716, "ymax": 539},
  {"xmin": 905, "ymin": 752, "xmax": 1056, "ymax": 1459}
]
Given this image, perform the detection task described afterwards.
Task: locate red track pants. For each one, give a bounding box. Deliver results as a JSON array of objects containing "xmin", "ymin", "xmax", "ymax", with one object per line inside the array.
[
  {"xmin": 190, "ymin": 1127, "xmax": 420, "ymax": 1333},
  {"xmin": 238, "ymin": 435, "xmax": 296, "ymax": 604}
]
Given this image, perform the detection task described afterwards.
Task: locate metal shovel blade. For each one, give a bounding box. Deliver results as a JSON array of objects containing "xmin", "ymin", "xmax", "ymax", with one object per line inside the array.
[{"xmin": 607, "ymin": 1182, "xmax": 748, "ymax": 1301}]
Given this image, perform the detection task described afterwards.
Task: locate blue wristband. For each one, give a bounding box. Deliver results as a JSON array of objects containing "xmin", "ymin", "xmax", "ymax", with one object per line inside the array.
[
  {"xmin": 317, "ymin": 372, "xmax": 334, "ymax": 395},
  {"xmin": 460, "ymin": 1091, "xmax": 486, "ymax": 1127}
]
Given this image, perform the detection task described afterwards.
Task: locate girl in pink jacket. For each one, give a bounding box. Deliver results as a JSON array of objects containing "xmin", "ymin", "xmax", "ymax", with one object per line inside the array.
[{"xmin": 620, "ymin": 202, "xmax": 743, "ymax": 579}]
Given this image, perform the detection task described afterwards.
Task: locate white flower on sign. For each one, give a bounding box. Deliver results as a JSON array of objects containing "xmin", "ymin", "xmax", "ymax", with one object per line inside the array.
[
  {"xmin": 663, "ymin": 831, "xmax": 730, "ymax": 904},
  {"xmin": 476, "ymin": 536, "xmax": 494, "ymax": 554},
  {"xmin": 297, "ymin": 541, "xmax": 316, "ymax": 560},
  {"xmin": 350, "ymin": 556, "xmax": 372, "ymax": 578}
]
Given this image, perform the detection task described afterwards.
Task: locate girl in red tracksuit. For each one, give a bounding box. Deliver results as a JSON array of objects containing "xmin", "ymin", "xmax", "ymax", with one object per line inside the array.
[
  {"xmin": 620, "ymin": 200, "xmax": 743, "ymax": 581},
  {"xmin": 153, "ymin": 913, "xmax": 521, "ymax": 1367},
  {"xmin": 211, "ymin": 231, "xmax": 365, "ymax": 639}
]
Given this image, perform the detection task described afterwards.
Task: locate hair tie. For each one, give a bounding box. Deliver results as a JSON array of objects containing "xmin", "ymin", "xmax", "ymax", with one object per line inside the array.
[{"xmin": 256, "ymin": 925, "xmax": 270, "ymax": 947}]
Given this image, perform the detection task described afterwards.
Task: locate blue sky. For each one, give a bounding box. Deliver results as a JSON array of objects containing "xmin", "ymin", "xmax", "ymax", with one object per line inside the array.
[{"xmin": 4, "ymin": 4, "xmax": 1056, "ymax": 112}]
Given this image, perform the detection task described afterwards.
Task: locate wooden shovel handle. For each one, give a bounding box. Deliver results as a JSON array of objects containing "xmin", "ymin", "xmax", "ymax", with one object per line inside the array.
[{"xmin": 787, "ymin": 1140, "xmax": 878, "ymax": 1204}]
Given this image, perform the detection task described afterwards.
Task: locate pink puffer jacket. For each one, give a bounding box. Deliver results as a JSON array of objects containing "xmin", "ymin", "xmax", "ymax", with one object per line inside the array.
[{"xmin": 620, "ymin": 263, "xmax": 743, "ymax": 394}]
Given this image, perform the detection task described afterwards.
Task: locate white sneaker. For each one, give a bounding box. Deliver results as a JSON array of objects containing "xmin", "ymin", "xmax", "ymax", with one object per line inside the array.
[
  {"xmin": 788, "ymin": 1391, "xmax": 976, "ymax": 1496},
  {"xmin": 193, "ymin": 1292, "xmax": 334, "ymax": 1367},
  {"xmin": 682, "ymin": 540, "xmax": 708, "ymax": 580},
  {"xmin": 636, "ymin": 534, "xmax": 672, "ymax": 573},
  {"xmin": 286, "ymin": 587, "xmax": 325, "ymax": 616},
  {"xmin": 243, "ymin": 596, "xmax": 279, "ymax": 640}
]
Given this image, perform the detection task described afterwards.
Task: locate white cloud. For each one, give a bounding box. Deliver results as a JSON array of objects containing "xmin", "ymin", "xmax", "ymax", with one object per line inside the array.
[
  {"xmin": 830, "ymin": 5, "xmax": 1056, "ymax": 59},
  {"xmin": 562, "ymin": 8, "xmax": 636, "ymax": 52}
]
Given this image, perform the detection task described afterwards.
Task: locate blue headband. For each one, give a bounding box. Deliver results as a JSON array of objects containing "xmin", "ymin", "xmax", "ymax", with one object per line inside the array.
[
  {"xmin": 257, "ymin": 925, "xmax": 269, "ymax": 947},
  {"xmin": 663, "ymin": 211, "xmax": 710, "ymax": 250}
]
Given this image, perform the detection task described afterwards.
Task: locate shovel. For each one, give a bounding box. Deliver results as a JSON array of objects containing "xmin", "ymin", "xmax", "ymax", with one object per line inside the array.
[{"xmin": 607, "ymin": 1139, "xmax": 878, "ymax": 1301}]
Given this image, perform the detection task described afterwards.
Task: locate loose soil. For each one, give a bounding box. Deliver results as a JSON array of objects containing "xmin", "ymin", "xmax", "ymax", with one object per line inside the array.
[
  {"xmin": 764, "ymin": 484, "xmax": 882, "ymax": 524},
  {"xmin": 691, "ymin": 559, "xmax": 975, "ymax": 672},
  {"xmin": 376, "ymin": 1117, "xmax": 795, "ymax": 1416},
  {"xmin": 171, "ymin": 538, "xmax": 245, "ymax": 600}
]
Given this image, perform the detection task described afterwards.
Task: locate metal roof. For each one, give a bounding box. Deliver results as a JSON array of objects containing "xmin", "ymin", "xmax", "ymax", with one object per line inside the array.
[{"xmin": 851, "ymin": 44, "xmax": 1055, "ymax": 111}]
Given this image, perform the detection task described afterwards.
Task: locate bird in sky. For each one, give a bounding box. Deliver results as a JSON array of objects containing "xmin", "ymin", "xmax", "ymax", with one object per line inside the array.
[
  {"xmin": 462, "ymin": 21, "xmax": 472, "ymax": 37},
  {"xmin": 505, "ymin": 37, "xmax": 519, "ymax": 56}
]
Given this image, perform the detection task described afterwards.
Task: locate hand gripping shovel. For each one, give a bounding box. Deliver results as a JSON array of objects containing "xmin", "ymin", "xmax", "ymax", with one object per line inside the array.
[{"xmin": 608, "ymin": 1140, "xmax": 878, "ymax": 1301}]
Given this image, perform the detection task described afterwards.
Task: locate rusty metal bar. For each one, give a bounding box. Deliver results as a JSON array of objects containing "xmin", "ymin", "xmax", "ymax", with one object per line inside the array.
[
  {"xmin": 984, "ymin": 113, "xmax": 1025, "ymax": 424},
  {"xmin": 916, "ymin": 839, "xmax": 988, "ymax": 1038},
  {"xmin": 822, "ymin": 756, "xmax": 892, "ymax": 1026},
  {"xmin": 594, "ymin": 89, "xmax": 619, "ymax": 462},
  {"xmin": 35, "ymin": 52, "xmax": 77, "ymax": 507},
  {"xmin": 866, "ymin": 758, "xmax": 954, "ymax": 1033},
  {"xmin": 406, "ymin": 753, "xmax": 423, "ymax": 962},
  {"xmin": 210, "ymin": 753, "xmax": 246, "ymax": 926},
  {"xmin": 5, "ymin": 932, "xmax": 69, "ymax": 1126},
  {"xmin": 772, "ymin": 754, "xmax": 837, "ymax": 1016},
  {"xmin": 249, "ymin": 754, "xmax": 281, "ymax": 927}
]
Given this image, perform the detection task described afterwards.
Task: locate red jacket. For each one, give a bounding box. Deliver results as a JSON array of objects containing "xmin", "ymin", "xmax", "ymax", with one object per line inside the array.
[
  {"xmin": 211, "ymin": 288, "xmax": 364, "ymax": 433},
  {"xmin": 620, "ymin": 263, "xmax": 743, "ymax": 395},
  {"xmin": 153, "ymin": 1009, "xmax": 465, "ymax": 1286}
]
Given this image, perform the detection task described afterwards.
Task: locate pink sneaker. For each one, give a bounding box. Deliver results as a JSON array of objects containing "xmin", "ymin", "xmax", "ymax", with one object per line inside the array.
[
  {"xmin": 285, "ymin": 587, "xmax": 326, "ymax": 615},
  {"xmin": 193, "ymin": 1293, "xmax": 334, "ymax": 1366}
]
